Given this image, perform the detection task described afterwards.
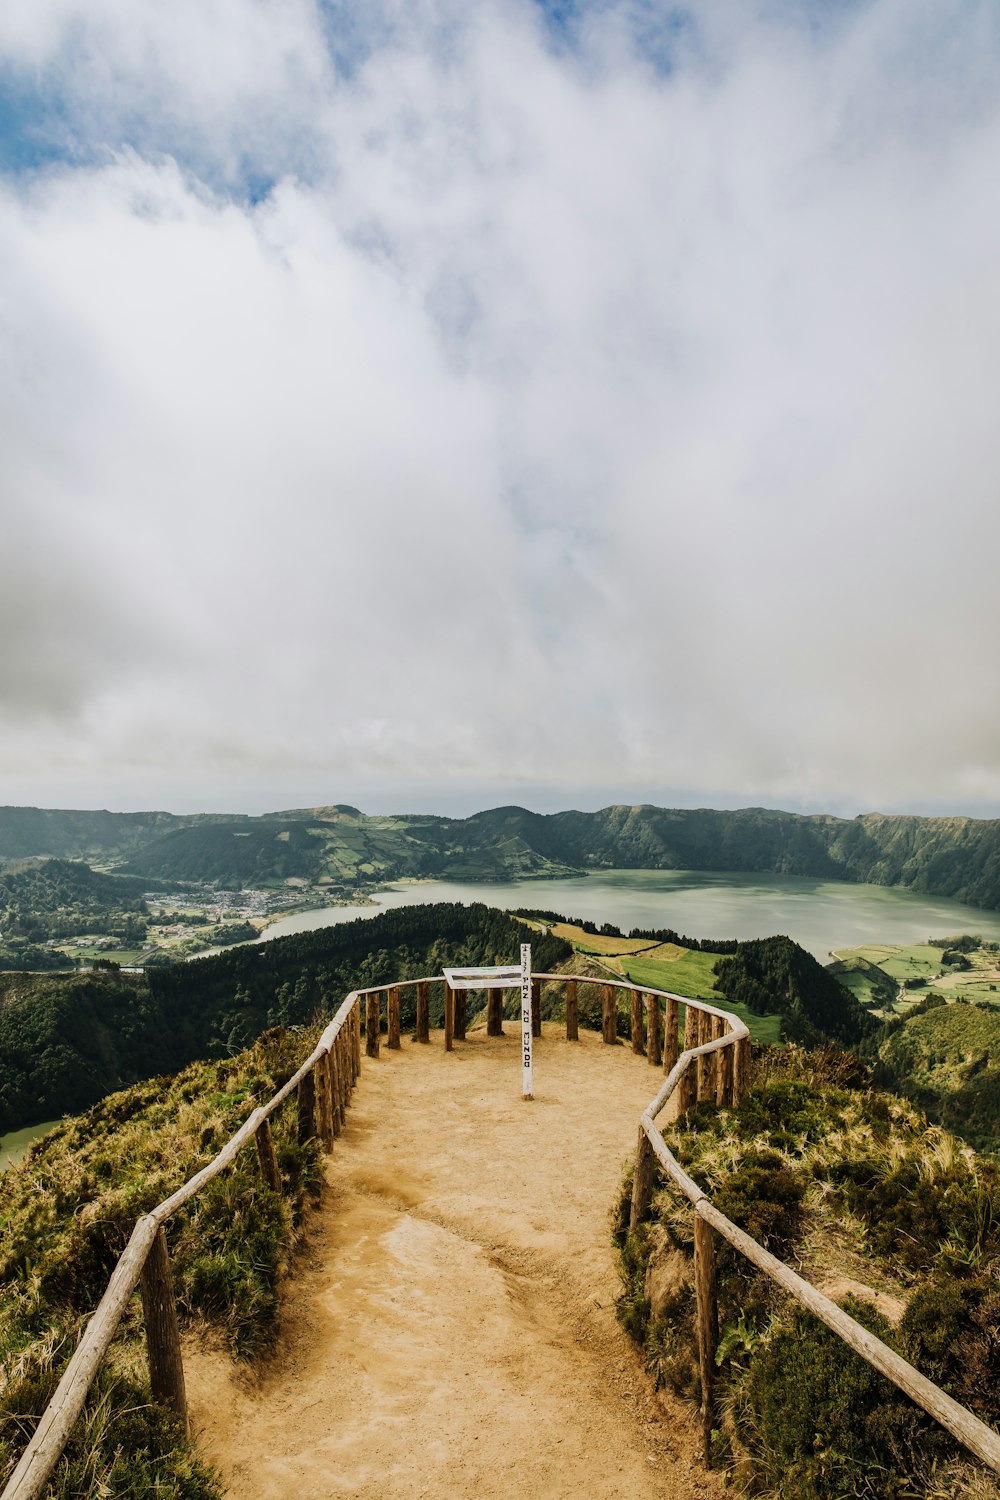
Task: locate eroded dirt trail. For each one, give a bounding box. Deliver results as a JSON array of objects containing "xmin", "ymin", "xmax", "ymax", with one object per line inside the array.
[{"xmin": 186, "ymin": 1024, "xmax": 724, "ymax": 1500}]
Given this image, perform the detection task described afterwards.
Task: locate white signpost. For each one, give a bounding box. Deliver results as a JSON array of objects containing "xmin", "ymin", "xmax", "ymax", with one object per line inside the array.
[
  {"xmin": 520, "ymin": 941, "xmax": 533, "ymax": 1100},
  {"xmin": 441, "ymin": 942, "xmax": 533, "ymax": 1099}
]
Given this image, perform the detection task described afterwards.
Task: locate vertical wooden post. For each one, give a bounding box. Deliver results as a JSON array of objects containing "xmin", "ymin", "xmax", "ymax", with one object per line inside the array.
[
  {"xmin": 629, "ymin": 1127, "xmax": 656, "ymax": 1231},
  {"xmin": 565, "ymin": 978, "xmax": 579, "ymax": 1040},
  {"xmin": 255, "ymin": 1117, "xmax": 281, "ymax": 1193},
  {"xmin": 683, "ymin": 1002, "xmax": 699, "ymax": 1053},
  {"xmin": 455, "ymin": 987, "xmax": 468, "ymax": 1042},
  {"xmin": 352, "ymin": 1005, "xmax": 362, "ymax": 1077},
  {"xmin": 647, "ymin": 992, "xmax": 663, "ymax": 1067},
  {"xmin": 338, "ymin": 1031, "xmax": 349, "ymax": 1118},
  {"xmin": 365, "ymin": 992, "xmax": 380, "ymax": 1058},
  {"xmin": 140, "ymin": 1227, "xmax": 188, "ymax": 1430},
  {"xmin": 328, "ymin": 1046, "xmax": 342, "ymax": 1138},
  {"xmin": 694, "ymin": 1212, "xmax": 719, "ymax": 1465},
  {"xmin": 444, "ymin": 980, "xmax": 455, "ymax": 1051},
  {"xmin": 664, "ymin": 996, "xmax": 679, "ymax": 1074},
  {"xmin": 531, "ymin": 976, "xmax": 541, "ymax": 1038},
  {"xmin": 387, "ymin": 985, "xmax": 401, "ymax": 1049},
  {"xmin": 487, "ymin": 985, "xmax": 504, "ymax": 1035},
  {"xmin": 733, "ymin": 1034, "xmax": 751, "ymax": 1104},
  {"xmin": 601, "ymin": 984, "xmax": 617, "ymax": 1045},
  {"xmin": 315, "ymin": 1051, "xmax": 333, "ymax": 1150},
  {"xmin": 631, "ymin": 987, "xmax": 645, "ymax": 1055},
  {"xmin": 714, "ymin": 1019, "xmax": 730, "ymax": 1107},
  {"xmin": 680, "ymin": 1003, "xmax": 699, "ymax": 1111},
  {"xmin": 416, "ymin": 980, "xmax": 430, "ymax": 1043},
  {"xmin": 696, "ymin": 1010, "xmax": 712, "ymax": 1101},
  {"xmin": 297, "ymin": 1067, "xmax": 316, "ymax": 1144}
]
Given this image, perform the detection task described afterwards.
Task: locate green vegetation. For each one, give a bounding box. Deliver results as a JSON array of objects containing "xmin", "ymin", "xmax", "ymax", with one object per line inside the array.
[
  {"xmin": 715, "ymin": 937, "xmax": 873, "ymax": 1048},
  {"xmin": 0, "ymin": 1025, "xmax": 323, "ymax": 1496},
  {"xmin": 11, "ymin": 800, "xmax": 1000, "ymax": 913},
  {"xmin": 0, "ymin": 904, "xmax": 570, "ymax": 1132},
  {"xmin": 868, "ymin": 999, "xmax": 1000, "ymax": 1155},
  {"xmin": 0, "ymin": 859, "xmax": 151, "ymax": 967},
  {"xmin": 617, "ymin": 1047, "xmax": 1000, "ymax": 1498},
  {"xmin": 546, "ymin": 919, "xmax": 864, "ymax": 1048}
]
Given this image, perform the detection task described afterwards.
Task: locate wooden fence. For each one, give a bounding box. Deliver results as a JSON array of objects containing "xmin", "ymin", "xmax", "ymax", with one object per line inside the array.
[{"xmin": 4, "ymin": 971, "xmax": 1000, "ymax": 1497}]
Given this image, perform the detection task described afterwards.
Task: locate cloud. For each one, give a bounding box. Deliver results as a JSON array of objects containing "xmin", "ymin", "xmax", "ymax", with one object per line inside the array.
[{"xmin": 1, "ymin": 0, "xmax": 1000, "ymax": 814}]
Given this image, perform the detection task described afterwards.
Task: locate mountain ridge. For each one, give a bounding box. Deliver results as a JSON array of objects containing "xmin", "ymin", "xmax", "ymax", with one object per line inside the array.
[{"xmin": 4, "ymin": 801, "xmax": 1000, "ymax": 911}]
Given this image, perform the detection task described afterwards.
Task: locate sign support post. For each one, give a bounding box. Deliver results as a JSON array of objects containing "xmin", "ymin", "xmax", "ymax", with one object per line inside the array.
[{"xmin": 521, "ymin": 942, "xmax": 533, "ymax": 1100}]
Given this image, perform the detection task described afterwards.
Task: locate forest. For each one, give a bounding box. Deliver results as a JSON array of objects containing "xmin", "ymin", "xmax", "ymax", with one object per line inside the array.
[{"xmin": 0, "ymin": 903, "xmax": 571, "ymax": 1131}]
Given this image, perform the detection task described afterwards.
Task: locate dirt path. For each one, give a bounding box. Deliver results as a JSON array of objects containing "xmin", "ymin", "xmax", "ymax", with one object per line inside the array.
[{"xmin": 185, "ymin": 1023, "xmax": 725, "ymax": 1500}]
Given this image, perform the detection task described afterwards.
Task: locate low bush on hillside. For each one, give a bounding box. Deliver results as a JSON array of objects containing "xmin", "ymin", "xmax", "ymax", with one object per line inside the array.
[
  {"xmin": 0, "ymin": 1026, "xmax": 324, "ymax": 1496},
  {"xmin": 615, "ymin": 1044, "xmax": 1000, "ymax": 1499}
]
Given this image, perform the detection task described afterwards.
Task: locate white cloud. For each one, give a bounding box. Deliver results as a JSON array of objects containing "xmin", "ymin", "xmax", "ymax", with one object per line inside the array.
[{"xmin": 2, "ymin": 0, "xmax": 1000, "ymax": 814}]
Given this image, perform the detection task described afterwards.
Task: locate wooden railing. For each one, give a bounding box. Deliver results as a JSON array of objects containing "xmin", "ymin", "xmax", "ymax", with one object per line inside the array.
[{"xmin": 5, "ymin": 970, "xmax": 1000, "ymax": 1497}]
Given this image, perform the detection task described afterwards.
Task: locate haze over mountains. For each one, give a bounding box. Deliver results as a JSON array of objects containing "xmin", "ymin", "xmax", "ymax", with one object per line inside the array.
[{"xmin": 6, "ymin": 802, "xmax": 1000, "ymax": 914}]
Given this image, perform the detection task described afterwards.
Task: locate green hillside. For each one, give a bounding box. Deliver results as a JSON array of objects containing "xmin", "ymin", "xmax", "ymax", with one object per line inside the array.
[
  {"xmin": 8, "ymin": 801, "xmax": 1000, "ymax": 913},
  {"xmin": 0, "ymin": 904, "xmax": 570, "ymax": 1132},
  {"xmin": 618, "ymin": 1046, "xmax": 1000, "ymax": 1498},
  {"xmin": 0, "ymin": 1026, "xmax": 324, "ymax": 1496},
  {"xmin": 870, "ymin": 998, "xmax": 1000, "ymax": 1154}
]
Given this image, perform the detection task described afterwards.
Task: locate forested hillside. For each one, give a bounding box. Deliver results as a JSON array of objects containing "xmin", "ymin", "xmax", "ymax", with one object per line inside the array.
[
  {"xmin": 866, "ymin": 997, "xmax": 1000, "ymax": 1154},
  {"xmin": 0, "ymin": 904, "xmax": 570, "ymax": 1131},
  {"xmin": 6, "ymin": 801, "xmax": 1000, "ymax": 912}
]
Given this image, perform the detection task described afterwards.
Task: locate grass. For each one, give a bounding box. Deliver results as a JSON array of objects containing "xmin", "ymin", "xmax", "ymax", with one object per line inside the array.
[
  {"xmin": 619, "ymin": 953, "xmax": 783, "ymax": 1044},
  {"xmin": 834, "ymin": 940, "xmax": 1000, "ymax": 1014},
  {"xmin": 617, "ymin": 1044, "xmax": 1000, "ymax": 1499},
  {"xmin": 549, "ymin": 922, "xmax": 657, "ymax": 955},
  {"xmin": 0, "ymin": 1025, "xmax": 324, "ymax": 1494}
]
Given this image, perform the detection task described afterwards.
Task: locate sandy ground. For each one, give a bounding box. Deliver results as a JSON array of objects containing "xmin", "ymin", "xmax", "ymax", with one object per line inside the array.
[{"xmin": 185, "ymin": 1023, "xmax": 725, "ymax": 1500}]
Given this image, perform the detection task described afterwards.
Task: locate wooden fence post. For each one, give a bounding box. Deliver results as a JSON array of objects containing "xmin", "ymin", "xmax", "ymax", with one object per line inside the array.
[
  {"xmin": 444, "ymin": 980, "xmax": 455, "ymax": 1051},
  {"xmin": 353, "ymin": 1005, "xmax": 362, "ymax": 1076},
  {"xmin": 694, "ymin": 1213, "xmax": 719, "ymax": 1465},
  {"xmin": 328, "ymin": 1046, "xmax": 342, "ymax": 1138},
  {"xmin": 455, "ymin": 987, "xmax": 468, "ymax": 1042},
  {"xmin": 297, "ymin": 1067, "xmax": 317, "ymax": 1144},
  {"xmin": 387, "ymin": 986, "xmax": 401, "ymax": 1049},
  {"xmin": 715, "ymin": 1019, "xmax": 731, "ymax": 1107},
  {"xmin": 733, "ymin": 1034, "xmax": 751, "ymax": 1104},
  {"xmin": 696, "ymin": 1010, "xmax": 712, "ymax": 1101},
  {"xmin": 631, "ymin": 988, "xmax": 645, "ymax": 1054},
  {"xmin": 531, "ymin": 977, "xmax": 541, "ymax": 1038},
  {"xmin": 416, "ymin": 980, "xmax": 430, "ymax": 1043},
  {"xmin": 629, "ymin": 1128, "xmax": 656, "ymax": 1231},
  {"xmin": 337, "ymin": 1031, "xmax": 349, "ymax": 1119},
  {"xmin": 682, "ymin": 1004, "xmax": 699, "ymax": 1106},
  {"xmin": 487, "ymin": 986, "xmax": 504, "ymax": 1035},
  {"xmin": 315, "ymin": 1052, "xmax": 333, "ymax": 1150},
  {"xmin": 565, "ymin": 978, "xmax": 579, "ymax": 1041},
  {"xmin": 366, "ymin": 992, "xmax": 380, "ymax": 1059},
  {"xmin": 647, "ymin": 992, "xmax": 663, "ymax": 1067},
  {"xmin": 255, "ymin": 1118, "xmax": 281, "ymax": 1194},
  {"xmin": 139, "ymin": 1226, "xmax": 188, "ymax": 1430},
  {"xmin": 601, "ymin": 985, "xmax": 617, "ymax": 1045},
  {"xmin": 664, "ymin": 996, "xmax": 679, "ymax": 1075}
]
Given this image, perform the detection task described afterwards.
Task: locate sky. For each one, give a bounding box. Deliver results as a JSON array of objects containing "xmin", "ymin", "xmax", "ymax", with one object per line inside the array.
[{"xmin": 2, "ymin": 0, "xmax": 1000, "ymax": 820}]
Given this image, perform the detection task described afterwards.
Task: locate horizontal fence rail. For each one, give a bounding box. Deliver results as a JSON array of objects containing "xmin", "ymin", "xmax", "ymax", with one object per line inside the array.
[{"xmin": 4, "ymin": 968, "xmax": 999, "ymax": 1497}]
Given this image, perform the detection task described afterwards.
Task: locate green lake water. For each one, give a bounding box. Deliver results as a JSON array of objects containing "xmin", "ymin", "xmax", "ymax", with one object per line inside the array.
[
  {"xmin": 0, "ymin": 1119, "xmax": 61, "ymax": 1172},
  {"xmin": 257, "ymin": 869, "xmax": 1000, "ymax": 963}
]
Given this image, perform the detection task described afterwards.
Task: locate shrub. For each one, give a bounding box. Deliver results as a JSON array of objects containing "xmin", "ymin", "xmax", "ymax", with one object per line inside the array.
[
  {"xmin": 714, "ymin": 1151, "xmax": 806, "ymax": 1258},
  {"xmin": 740, "ymin": 1302, "xmax": 943, "ymax": 1500}
]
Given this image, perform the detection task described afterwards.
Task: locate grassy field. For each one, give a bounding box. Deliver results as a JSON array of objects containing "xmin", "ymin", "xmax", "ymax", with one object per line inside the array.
[
  {"xmin": 549, "ymin": 922, "xmax": 658, "ymax": 956},
  {"xmin": 832, "ymin": 938, "xmax": 1000, "ymax": 1013},
  {"xmin": 614, "ymin": 950, "xmax": 784, "ymax": 1044}
]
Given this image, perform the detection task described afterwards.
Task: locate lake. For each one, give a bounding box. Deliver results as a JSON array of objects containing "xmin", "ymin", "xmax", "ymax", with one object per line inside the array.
[
  {"xmin": 256, "ymin": 869, "xmax": 1000, "ymax": 962},
  {"xmin": 0, "ymin": 1119, "xmax": 61, "ymax": 1172}
]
